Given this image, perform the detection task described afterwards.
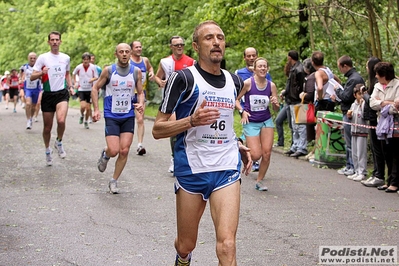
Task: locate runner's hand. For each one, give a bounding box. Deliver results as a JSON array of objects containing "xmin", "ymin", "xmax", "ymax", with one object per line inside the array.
[
  {"xmin": 134, "ymin": 103, "xmax": 144, "ymax": 114},
  {"xmin": 238, "ymin": 143, "xmax": 252, "ymax": 176},
  {"xmin": 92, "ymin": 110, "xmax": 101, "ymax": 122}
]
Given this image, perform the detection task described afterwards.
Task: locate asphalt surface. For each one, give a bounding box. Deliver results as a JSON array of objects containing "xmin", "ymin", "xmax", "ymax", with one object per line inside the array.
[{"xmin": 0, "ymin": 101, "xmax": 398, "ymax": 266}]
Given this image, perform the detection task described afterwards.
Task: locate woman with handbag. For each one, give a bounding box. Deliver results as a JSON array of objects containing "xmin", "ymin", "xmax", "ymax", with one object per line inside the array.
[
  {"xmin": 235, "ymin": 57, "xmax": 280, "ymax": 191},
  {"xmin": 369, "ymin": 62, "xmax": 399, "ymax": 193},
  {"xmin": 299, "ymin": 58, "xmax": 317, "ymax": 161}
]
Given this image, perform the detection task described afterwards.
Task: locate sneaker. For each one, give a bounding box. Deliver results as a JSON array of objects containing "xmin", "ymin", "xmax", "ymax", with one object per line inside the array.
[
  {"xmin": 252, "ymin": 161, "xmax": 260, "ymax": 172},
  {"xmin": 353, "ymin": 174, "xmax": 366, "ymax": 182},
  {"xmin": 255, "ymin": 181, "xmax": 268, "ymax": 191},
  {"xmin": 108, "ymin": 180, "xmax": 119, "ymax": 194},
  {"xmin": 362, "ymin": 176, "xmax": 384, "ymax": 187},
  {"xmin": 84, "ymin": 121, "xmax": 89, "ymax": 129},
  {"xmin": 175, "ymin": 253, "xmax": 191, "ymax": 266},
  {"xmin": 13, "ymin": 108, "xmax": 16, "ymax": 113},
  {"xmin": 168, "ymin": 158, "xmax": 174, "ymax": 173},
  {"xmin": 79, "ymin": 116, "xmax": 83, "ymax": 124},
  {"xmin": 344, "ymin": 168, "xmax": 355, "ymax": 176},
  {"xmin": 45, "ymin": 149, "xmax": 53, "ymax": 166},
  {"xmin": 97, "ymin": 149, "xmax": 110, "ymax": 172},
  {"xmin": 273, "ymin": 143, "xmax": 283, "ymax": 147},
  {"xmin": 347, "ymin": 173, "xmax": 358, "ymax": 180},
  {"xmin": 54, "ymin": 140, "xmax": 66, "ymax": 158},
  {"xmin": 26, "ymin": 119, "xmax": 32, "ymax": 130},
  {"xmin": 337, "ymin": 167, "xmax": 348, "ymax": 175},
  {"xmin": 34, "ymin": 117, "xmax": 38, "ymax": 122},
  {"xmin": 136, "ymin": 146, "xmax": 146, "ymax": 155}
]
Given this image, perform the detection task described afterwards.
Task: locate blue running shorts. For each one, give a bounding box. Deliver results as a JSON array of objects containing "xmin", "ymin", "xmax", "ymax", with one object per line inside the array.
[
  {"xmin": 175, "ymin": 170, "xmax": 241, "ymax": 201},
  {"xmin": 25, "ymin": 88, "xmax": 41, "ymax": 104}
]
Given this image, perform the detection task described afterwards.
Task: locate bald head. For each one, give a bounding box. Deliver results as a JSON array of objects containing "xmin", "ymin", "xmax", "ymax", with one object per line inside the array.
[
  {"xmin": 115, "ymin": 43, "xmax": 131, "ymax": 53},
  {"xmin": 114, "ymin": 43, "xmax": 132, "ymax": 67},
  {"xmin": 28, "ymin": 52, "xmax": 37, "ymax": 67},
  {"xmin": 244, "ymin": 47, "xmax": 257, "ymax": 57},
  {"xmin": 243, "ymin": 47, "xmax": 258, "ymax": 69}
]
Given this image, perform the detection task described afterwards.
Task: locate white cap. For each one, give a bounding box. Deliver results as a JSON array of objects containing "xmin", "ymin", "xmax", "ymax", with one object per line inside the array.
[{"xmin": 4, "ymin": 71, "xmax": 10, "ymax": 75}]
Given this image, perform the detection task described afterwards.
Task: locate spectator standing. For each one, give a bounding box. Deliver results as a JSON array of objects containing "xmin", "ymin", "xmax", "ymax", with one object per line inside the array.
[
  {"xmin": 300, "ymin": 58, "xmax": 317, "ymax": 152},
  {"xmin": 335, "ymin": 55, "xmax": 365, "ymax": 176},
  {"xmin": 283, "ymin": 50, "xmax": 307, "ymax": 158},
  {"xmin": 361, "ymin": 57, "xmax": 385, "ymax": 187},
  {"xmin": 346, "ymin": 84, "xmax": 369, "ymax": 181},
  {"xmin": 275, "ymin": 59, "xmax": 293, "ymax": 148},
  {"xmin": 370, "ymin": 62, "xmax": 399, "ymax": 193}
]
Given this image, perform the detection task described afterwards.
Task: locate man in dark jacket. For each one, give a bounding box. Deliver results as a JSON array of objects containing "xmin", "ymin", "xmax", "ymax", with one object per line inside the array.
[
  {"xmin": 335, "ymin": 55, "xmax": 365, "ymax": 176},
  {"xmin": 283, "ymin": 50, "xmax": 307, "ymax": 157}
]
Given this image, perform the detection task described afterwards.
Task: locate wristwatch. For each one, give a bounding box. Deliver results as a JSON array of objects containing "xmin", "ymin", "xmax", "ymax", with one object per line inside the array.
[{"xmin": 238, "ymin": 109, "xmax": 244, "ymax": 116}]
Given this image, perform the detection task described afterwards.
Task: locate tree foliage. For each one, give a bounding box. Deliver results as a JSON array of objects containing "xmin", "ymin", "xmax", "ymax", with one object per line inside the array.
[{"xmin": 1, "ymin": 0, "xmax": 399, "ymax": 92}]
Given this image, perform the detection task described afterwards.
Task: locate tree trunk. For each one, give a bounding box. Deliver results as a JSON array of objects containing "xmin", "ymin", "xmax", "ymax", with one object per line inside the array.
[
  {"xmin": 298, "ymin": 1, "xmax": 309, "ymax": 60},
  {"xmin": 308, "ymin": 0, "xmax": 315, "ymax": 51},
  {"xmin": 311, "ymin": 0, "xmax": 339, "ymax": 59}
]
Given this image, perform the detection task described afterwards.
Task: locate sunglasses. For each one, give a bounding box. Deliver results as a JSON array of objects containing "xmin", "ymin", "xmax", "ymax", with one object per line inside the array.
[{"xmin": 172, "ymin": 43, "xmax": 185, "ymax": 47}]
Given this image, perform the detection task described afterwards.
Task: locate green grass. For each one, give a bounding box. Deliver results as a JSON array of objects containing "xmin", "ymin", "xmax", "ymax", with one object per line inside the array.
[{"xmin": 144, "ymin": 103, "xmax": 159, "ymax": 117}]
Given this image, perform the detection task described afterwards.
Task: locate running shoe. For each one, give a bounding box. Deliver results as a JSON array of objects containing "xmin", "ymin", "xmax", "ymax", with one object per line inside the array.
[
  {"xmin": 136, "ymin": 146, "xmax": 146, "ymax": 155},
  {"xmin": 255, "ymin": 181, "xmax": 268, "ymax": 191},
  {"xmin": 337, "ymin": 166, "xmax": 348, "ymax": 175},
  {"xmin": 252, "ymin": 161, "xmax": 260, "ymax": 172},
  {"xmin": 84, "ymin": 121, "xmax": 89, "ymax": 129},
  {"xmin": 347, "ymin": 173, "xmax": 358, "ymax": 180},
  {"xmin": 175, "ymin": 253, "xmax": 191, "ymax": 266},
  {"xmin": 108, "ymin": 180, "xmax": 119, "ymax": 194},
  {"xmin": 168, "ymin": 158, "xmax": 174, "ymax": 173},
  {"xmin": 352, "ymin": 174, "xmax": 366, "ymax": 182},
  {"xmin": 26, "ymin": 119, "xmax": 32, "ymax": 130},
  {"xmin": 46, "ymin": 149, "xmax": 53, "ymax": 166},
  {"xmin": 344, "ymin": 168, "xmax": 355, "ymax": 176},
  {"xmin": 34, "ymin": 117, "xmax": 38, "ymax": 122},
  {"xmin": 13, "ymin": 108, "xmax": 16, "ymax": 113},
  {"xmin": 361, "ymin": 176, "xmax": 384, "ymax": 187},
  {"xmin": 97, "ymin": 149, "xmax": 110, "ymax": 172},
  {"xmin": 54, "ymin": 140, "xmax": 66, "ymax": 158},
  {"xmin": 79, "ymin": 116, "xmax": 83, "ymax": 124}
]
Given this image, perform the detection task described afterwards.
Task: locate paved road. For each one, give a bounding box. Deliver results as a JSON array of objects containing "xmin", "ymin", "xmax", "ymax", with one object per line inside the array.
[{"xmin": 0, "ymin": 102, "xmax": 398, "ymax": 266}]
